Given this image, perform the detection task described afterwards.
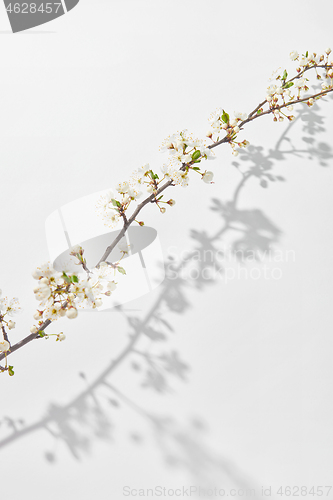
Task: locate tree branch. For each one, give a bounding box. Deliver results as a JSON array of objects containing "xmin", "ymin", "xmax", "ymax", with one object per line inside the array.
[{"xmin": 1, "ymin": 59, "xmax": 332, "ymax": 364}]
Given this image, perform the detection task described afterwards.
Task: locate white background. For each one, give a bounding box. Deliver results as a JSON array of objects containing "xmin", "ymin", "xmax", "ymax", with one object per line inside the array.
[{"xmin": 0, "ymin": 1, "xmax": 333, "ymax": 499}]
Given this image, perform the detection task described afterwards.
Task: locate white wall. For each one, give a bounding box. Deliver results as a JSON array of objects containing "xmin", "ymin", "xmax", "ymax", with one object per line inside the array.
[{"xmin": 0, "ymin": 1, "xmax": 333, "ymax": 499}]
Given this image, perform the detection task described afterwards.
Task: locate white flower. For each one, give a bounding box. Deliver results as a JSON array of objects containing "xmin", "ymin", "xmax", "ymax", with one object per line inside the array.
[
  {"xmin": 58, "ymin": 333, "xmax": 66, "ymax": 342},
  {"xmin": 95, "ymin": 298, "xmax": 103, "ymax": 308},
  {"xmin": 34, "ymin": 283, "xmax": 51, "ymax": 302},
  {"xmin": 232, "ymin": 150, "xmax": 239, "ymax": 157},
  {"xmin": 103, "ymin": 210, "xmax": 121, "ymax": 228},
  {"xmin": 32, "ymin": 262, "xmax": 58, "ymax": 280},
  {"xmin": 1, "ymin": 297, "xmax": 22, "ymax": 317},
  {"xmin": 289, "ymin": 50, "xmax": 299, "ymax": 61},
  {"xmin": 97, "ymin": 190, "xmax": 115, "ymax": 211},
  {"xmin": 200, "ymin": 146, "xmax": 215, "ymax": 160},
  {"xmin": 66, "ymin": 307, "xmax": 78, "ymax": 319},
  {"xmin": 33, "ymin": 310, "xmax": 43, "ymax": 320},
  {"xmin": 299, "ymin": 56, "xmax": 309, "ymax": 67},
  {"xmin": 90, "ymin": 265, "xmax": 113, "ymax": 283},
  {"xmin": 0, "ymin": 340, "xmax": 10, "ymax": 352},
  {"xmin": 70, "ymin": 244, "xmax": 82, "ymax": 256},
  {"xmin": 267, "ymin": 84, "xmax": 278, "ymax": 96},
  {"xmin": 116, "ymin": 181, "xmax": 130, "ymax": 194},
  {"xmin": 127, "ymin": 187, "xmax": 142, "ymax": 200},
  {"xmin": 202, "ymin": 171, "xmax": 214, "ymax": 184},
  {"xmin": 107, "ymin": 281, "xmax": 117, "ymax": 292},
  {"xmin": 294, "ymin": 78, "xmax": 306, "ymax": 89},
  {"xmin": 171, "ymin": 170, "xmax": 189, "ymax": 187},
  {"xmin": 44, "ymin": 303, "xmax": 62, "ymax": 321},
  {"xmin": 69, "ymin": 281, "xmax": 85, "ymax": 300},
  {"xmin": 161, "ymin": 164, "xmax": 171, "ymax": 177},
  {"xmin": 118, "ymin": 238, "xmax": 130, "ymax": 254},
  {"xmin": 183, "ymin": 154, "xmax": 192, "ymax": 163},
  {"xmin": 139, "ymin": 163, "xmax": 151, "ymax": 175},
  {"xmin": 233, "ymin": 126, "xmax": 240, "ymax": 133},
  {"xmin": 8, "ymin": 320, "xmax": 15, "ymax": 330},
  {"xmin": 234, "ymin": 111, "xmax": 248, "ymax": 121}
]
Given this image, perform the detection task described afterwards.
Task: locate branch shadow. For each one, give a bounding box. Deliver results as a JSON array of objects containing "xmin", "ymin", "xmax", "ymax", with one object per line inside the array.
[{"xmin": 0, "ymin": 103, "xmax": 332, "ymax": 492}]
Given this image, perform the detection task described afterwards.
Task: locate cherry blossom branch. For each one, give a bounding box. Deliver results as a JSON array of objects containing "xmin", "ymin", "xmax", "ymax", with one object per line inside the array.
[
  {"xmin": 1, "ymin": 48, "xmax": 333, "ymax": 371},
  {"xmin": 97, "ymin": 178, "xmax": 174, "ymax": 265}
]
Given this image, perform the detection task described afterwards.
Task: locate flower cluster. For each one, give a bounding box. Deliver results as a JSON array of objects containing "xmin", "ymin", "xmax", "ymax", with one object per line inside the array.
[
  {"xmin": 30, "ymin": 254, "xmax": 118, "ymax": 333},
  {"xmin": 264, "ymin": 48, "xmax": 333, "ymax": 122},
  {"xmin": 0, "ymin": 290, "xmax": 21, "ymax": 374},
  {"xmin": 0, "ymin": 291, "xmax": 21, "ymax": 329},
  {"xmin": 2, "ymin": 48, "xmax": 333, "ymax": 376},
  {"xmin": 96, "ymin": 165, "xmax": 157, "ymax": 227},
  {"xmin": 206, "ymin": 109, "xmax": 250, "ymax": 156},
  {"xmin": 159, "ymin": 130, "xmax": 216, "ymax": 187},
  {"xmin": 0, "ymin": 290, "xmax": 21, "ymax": 347}
]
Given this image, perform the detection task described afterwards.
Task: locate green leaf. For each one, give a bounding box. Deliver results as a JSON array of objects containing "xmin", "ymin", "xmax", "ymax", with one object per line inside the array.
[
  {"xmin": 305, "ymin": 50, "xmax": 308, "ymax": 58},
  {"xmin": 62, "ymin": 272, "xmax": 71, "ymax": 284},
  {"xmin": 8, "ymin": 366, "xmax": 14, "ymax": 377},
  {"xmin": 193, "ymin": 160, "xmax": 201, "ymax": 163},
  {"xmin": 117, "ymin": 266, "xmax": 126, "ymax": 275},
  {"xmin": 192, "ymin": 166, "xmax": 201, "ymax": 170},
  {"xmin": 221, "ymin": 109, "xmax": 229, "ymax": 124},
  {"xmin": 149, "ymin": 170, "xmax": 159, "ymax": 180},
  {"xmin": 282, "ymin": 70, "xmax": 288, "ymax": 80},
  {"xmin": 71, "ymin": 275, "xmax": 79, "ymax": 283},
  {"xmin": 192, "ymin": 150, "xmax": 201, "ymax": 161},
  {"xmin": 111, "ymin": 199, "xmax": 121, "ymax": 208},
  {"xmin": 284, "ymin": 82, "xmax": 294, "ymax": 89},
  {"xmin": 156, "ymin": 195, "xmax": 163, "ymax": 201},
  {"xmin": 39, "ymin": 330, "xmax": 46, "ymax": 337}
]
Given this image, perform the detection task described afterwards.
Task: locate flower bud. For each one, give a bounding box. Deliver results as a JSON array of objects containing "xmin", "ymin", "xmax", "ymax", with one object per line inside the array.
[
  {"xmin": 32, "ymin": 269, "xmax": 42, "ymax": 280},
  {"xmin": 0, "ymin": 340, "xmax": 10, "ymax": 352},
  {"xmin": 66, "ymin": 307, "xmax": 78, "ymax": 320},
  {"xmin": 202, "ymin": 171, "xmax": 214, "ymax": 184},
  {"xmin": 70, "ymin": 244, "xmax": 83, "ymax": 256},
  {"xmin": 33, "ymin": 310, "xmax": 42, "ymax": 320}
]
